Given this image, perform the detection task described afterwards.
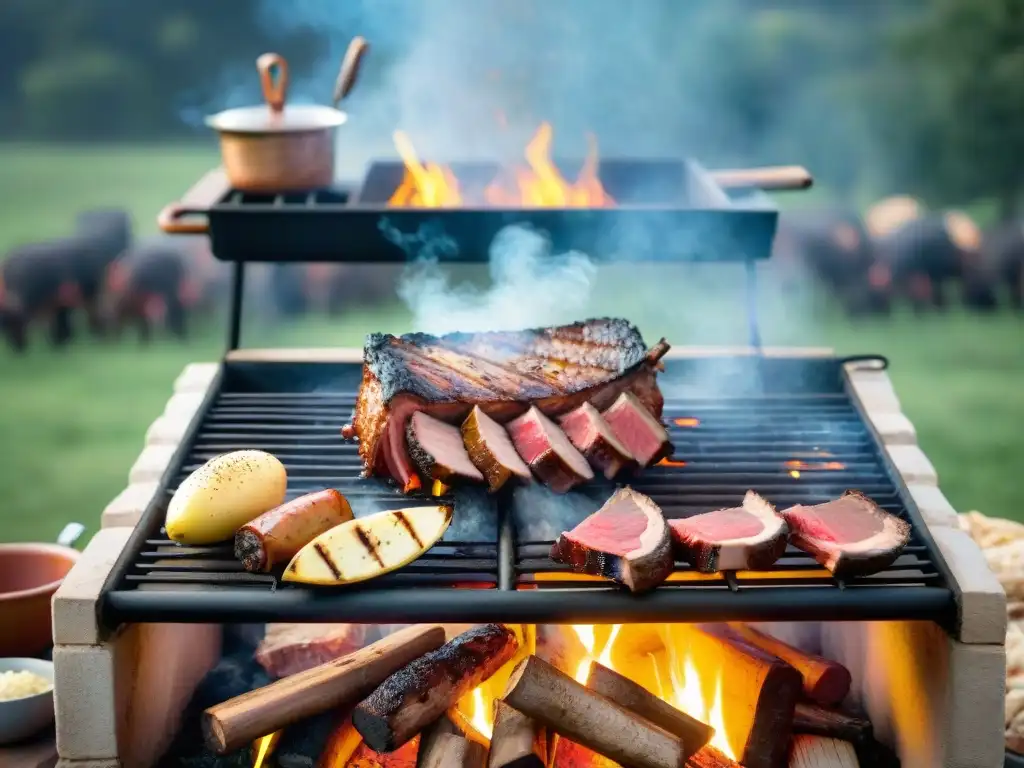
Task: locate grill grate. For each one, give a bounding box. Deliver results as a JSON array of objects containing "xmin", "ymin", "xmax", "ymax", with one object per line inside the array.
[{"xmin": 100, "ymin": 357, "xmax": 956, "ymax": 627}]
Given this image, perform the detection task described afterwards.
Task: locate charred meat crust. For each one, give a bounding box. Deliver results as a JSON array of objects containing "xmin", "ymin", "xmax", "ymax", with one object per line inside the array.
[
  {"xmin": 461, "ymin": 407, "xmax": 530, "ymax": 492},
  {"xmin": 352, "ymin": 624, "xmax": 519, "ymax": 752},
  {"xmin": 362, "ymin": 318, "xmax": 651, "ymax": 406},
  {"xmin": 233, "ymin": 529, "xmax": 265, "ymax": 572}
]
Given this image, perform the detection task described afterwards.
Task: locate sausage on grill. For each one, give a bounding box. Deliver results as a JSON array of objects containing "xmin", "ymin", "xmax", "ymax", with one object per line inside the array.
[{"xmin": 234, "ymin": 489, "xmax": 353, "ymax": 572}]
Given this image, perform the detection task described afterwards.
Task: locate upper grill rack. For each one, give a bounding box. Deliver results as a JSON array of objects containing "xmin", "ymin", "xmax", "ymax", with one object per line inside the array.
[{"xmin": 99, "ymin": 357, "xmax": 956, "ymax": 627}]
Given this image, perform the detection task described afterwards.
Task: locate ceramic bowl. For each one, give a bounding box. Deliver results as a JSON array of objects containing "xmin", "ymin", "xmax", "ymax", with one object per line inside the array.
[
  {"xmin": 0, "ymin": 543, "xmax": 80, "ymax": 657},
  {"xmin": 0, "ymin": 658, "xmax": 55, "ymax": 745}
]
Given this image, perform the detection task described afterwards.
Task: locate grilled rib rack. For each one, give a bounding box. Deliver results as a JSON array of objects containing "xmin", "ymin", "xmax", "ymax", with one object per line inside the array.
[{"xmin": 99, "ymin": 355, "xmax": 957, "ymax": 628}]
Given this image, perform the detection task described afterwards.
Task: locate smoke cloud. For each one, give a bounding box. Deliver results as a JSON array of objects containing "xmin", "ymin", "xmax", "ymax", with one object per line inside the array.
[{"xmin": 392, "ymin": 224, "xmax": 596, "ymax": 335}]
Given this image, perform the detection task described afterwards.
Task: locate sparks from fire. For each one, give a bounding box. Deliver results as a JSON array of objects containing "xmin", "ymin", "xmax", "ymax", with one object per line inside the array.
[
  {"xmin": 657, "ymin": 458, "xmax": 688, "ymax": 467},
  {"xmin": 673, "ymin": 417, "xmax": 701, "ymax": 428},
  {"xmin": 388, "ymin": 123, "xmax": 615, "ymax": 208}
]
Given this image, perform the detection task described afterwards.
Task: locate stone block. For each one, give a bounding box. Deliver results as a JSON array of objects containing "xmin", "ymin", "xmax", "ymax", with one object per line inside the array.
[{"xmin": 52, "ymin": 528, "xmax": 133, "ymax": 645}]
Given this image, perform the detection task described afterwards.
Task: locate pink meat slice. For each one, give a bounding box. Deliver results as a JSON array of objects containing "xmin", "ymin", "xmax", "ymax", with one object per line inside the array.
[
  {"xmin": 461, "ymin": 405, "xmax": 532, "ymax": 491},
  {"xmin": 601, "ymin": 392, "xmax": 673, "ymax": 467},
  {"xmin": 550, "ymin": 487, "xmax": 673, "ymax": 592},
  {"xmin": 406, "ymin": 411, "xmax": 484, "ymax": 483},
  {"xmin": 781, "ymin": 490, "xmax": 911, "ymax": 577},
  {"xmin": 668, "ymin": 490, "xmax": 789, "ymax": 573},
  {"xmin": 559, "ymin": 402, "xmax": 636, "ymax": 480},
  {"xmin": 507, "ymin": 406, "xmax": 594, "ymax": 493}
]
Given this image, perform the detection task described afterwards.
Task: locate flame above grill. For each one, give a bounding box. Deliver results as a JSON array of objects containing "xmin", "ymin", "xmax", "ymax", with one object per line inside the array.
[{"xmin": 388, "ymin": 123, "xmax": 615, "ymax": 208}]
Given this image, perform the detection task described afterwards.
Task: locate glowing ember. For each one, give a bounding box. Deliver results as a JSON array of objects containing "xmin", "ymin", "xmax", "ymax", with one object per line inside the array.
[
  {"xmin": 784, "ymin": 460, "xmax": 846, "ymax": 472},
  {"xmin": 431, "ymin": 479, "xmax": 450, "ymax": 497},
  {"xmin": 388, "ymin": 123, "xmax": 614, "ymax": 209},
  {"xmin": 673, "ymin": 417, "xmax": 701, "ymax": 428},
  {"xmin": 790, "ymin": 470, "xmax": 801, "ymax": 479},
  {"xmin": 656, "ymin": 458, "xmax": 687, "ymax": 467}
]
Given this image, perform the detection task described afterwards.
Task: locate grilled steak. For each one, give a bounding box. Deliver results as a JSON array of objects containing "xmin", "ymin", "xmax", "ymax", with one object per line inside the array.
[
  {"xmin": 669, "ymin": 490, "xmax": 789, "ymax": 573},
  {"xmin": 559, "ymin": 402, "xmax": 636, "ymax": 480},
  {"xmin": 461, "ymin": 405, "xmax": 531, "ymax": 491},
  {"xmin": 550, "ymin": 487, "xmax": 673, "ymax": 593},
  {"xmin": 602, "ymin": 392, "xmax": 673, "ymax": 467},
  {"xmin": 781, "ymin": 490, "xmax": 911, "ymax": 577},
  {"xmin": 507, "ymin": 406, "xmax": 594, "ymax": 493},
  {"xmin": 406, "ymin": 411, "xmax": 484, "ymax": 485},
  {"xmin": 350, "ymin": 318, "xmax": 669, "ymax": 490},
  {"xmin": 255, "ymin": 624, "xmax": 366, "ymax": 679}
]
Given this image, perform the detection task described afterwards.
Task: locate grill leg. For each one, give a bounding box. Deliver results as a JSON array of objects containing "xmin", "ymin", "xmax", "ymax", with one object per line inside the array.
[
  {"xmin": 745, "ymin": 259, "xmax": 763, "ymax": 350},
  {"xmin": 226, "ymin": 261, "xmax": 245, "ymax": 351}
]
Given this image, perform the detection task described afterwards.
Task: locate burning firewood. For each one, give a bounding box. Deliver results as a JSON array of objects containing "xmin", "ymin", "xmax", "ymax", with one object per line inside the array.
[
  {"xmin": 418, "ymin": 713, "xmax": 489, "ymax": 768},
  {"xmin": 348, "ymin": 736, "xmax": 421, "ymax": 768},
  {"xmin": 727, "ymin": 624, "xmax": 851, "ymax": 706},
  {"xmin": 787, "ymin": 735, "xmax": 859, "ymax": 768},
  {"xmin": 792, "ymin": 703, "xmax": 872, "ymax": 747},
  {"xmin": 353, "ymin": 624, "xmax": 520, "ymax": 752},
  {"xmin": 686, "ymin": 747, "xmax": 742, "ymax": 768},
  {"xmin": 584, "ymin": 662, "xmax": 713, "ymax": 759},
  {"xmin": 501, "ymin": 655, "xmax": 689, "ymax": 768},
  {"xmin": 667, "ymin": 625, "xmax": 803, "ymax": 768},
  {"xmin": 419, "ymin": 733, "xmax": 488, "ymax": 768},
  {"xmin": 488, "ymin": 701, "xmax": 547, "ymax": 768},
  {"xmin": 202, "ymin": 625, "xmax": 446, "ymax": 754}
]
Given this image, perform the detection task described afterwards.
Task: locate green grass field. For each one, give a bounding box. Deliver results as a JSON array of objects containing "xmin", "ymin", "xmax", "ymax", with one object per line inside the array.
[{"xmin": 1, "ymin": 144, "xmax": 1022, "ymax": 544}]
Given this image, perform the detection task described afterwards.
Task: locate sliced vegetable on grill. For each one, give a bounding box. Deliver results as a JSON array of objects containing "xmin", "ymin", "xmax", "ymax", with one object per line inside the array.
[
  {"xmin": 283, "ymin": 504, "xmax": 453, "ymax": 586},
  {"xmin": 165, "ymin": 449, "xmax": 288, "ymax": 544},
  {"xmin": 550, "ymin": 486, "xmax": 673, "ymax": 593},
  {"xmin": 669, "ymin": 490, "xmax": 789, "ymax": 573},
  {"xmin": 235, "ymin": 489, "xmax": 354, "ymax": 573},
  {"xmin": 781, "ymin": 490, "xmax": 911, "ymax": 578}
]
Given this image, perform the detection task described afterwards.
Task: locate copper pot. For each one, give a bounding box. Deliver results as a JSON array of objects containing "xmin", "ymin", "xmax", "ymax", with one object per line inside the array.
[{"xmin": 205, "ymin": 38, "xmax": 369, "ymax": 194}]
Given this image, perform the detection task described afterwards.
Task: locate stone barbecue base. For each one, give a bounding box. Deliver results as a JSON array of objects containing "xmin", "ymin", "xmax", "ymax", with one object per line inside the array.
[{"xmin": 48, "ymin": 349, "xmax": 1007, "ymax": 767}]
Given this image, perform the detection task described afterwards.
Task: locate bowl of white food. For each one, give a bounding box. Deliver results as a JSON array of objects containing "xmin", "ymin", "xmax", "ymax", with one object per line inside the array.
[{"xmin": 0, "ymin": 658, "xmax": 55, "ymax": 745}]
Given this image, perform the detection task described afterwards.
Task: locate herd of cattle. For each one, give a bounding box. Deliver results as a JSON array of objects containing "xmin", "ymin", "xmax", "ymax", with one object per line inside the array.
[
  {"xmin": 0, "ymin": 196, "xmax": 1021, "ymax": 352},
  {"xmin": 775, "ymin": 196, "xmax": 1024, "ymax": 316}
]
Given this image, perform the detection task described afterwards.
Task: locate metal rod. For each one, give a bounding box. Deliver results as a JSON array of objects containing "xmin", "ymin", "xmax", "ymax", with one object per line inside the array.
[
  {"xmin": 226, "ymin": 261, "xmax": 246, "ymax": 351},
  {"xmin": 102, "ymin": 584, "xmax": 956, "ymax": 627},
  {"xmin": 745, "ymin": 259, "xmax": 762, "ymax": 351},
  {"xmin": 497, "ymin": 493, "xmax": 515, "ymax": 591}
]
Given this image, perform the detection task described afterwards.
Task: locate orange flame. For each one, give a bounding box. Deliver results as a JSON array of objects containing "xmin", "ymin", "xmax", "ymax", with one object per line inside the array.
[
  {"xmin": 454, "ymin": 624, "xmax": 533, "ymax": 742},
  {"xmin": 431, "ymin": 479, "xmax": 450, "ymax": 497},
  {"xmin": 388, "ymin": 123, "xmax": 614, "ymax": 209},
  {"xmin": 251, "ymin": 731, "xmax": 281, "ymax": 768},
  {"xmin": 673, "ymin": 417, "xmax": 701, "ymax": 428}
]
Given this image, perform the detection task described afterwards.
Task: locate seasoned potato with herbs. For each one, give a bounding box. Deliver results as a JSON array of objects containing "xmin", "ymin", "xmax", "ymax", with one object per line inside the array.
[{"xmin": 165, "ymin": 450, "xmax": 287, "ymax": 544}]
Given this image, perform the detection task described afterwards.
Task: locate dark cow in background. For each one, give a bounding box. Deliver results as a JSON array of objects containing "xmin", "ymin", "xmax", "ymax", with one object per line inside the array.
[
  {"xmin": 0, "ymin": 241, "xmax": 80, "ymax": 351},
  {"xmin": 72, "ymin": 209, "xmax": 132, "ymax": 334},
  {"xmin": 983, "ymin": 220, "xmax": 1024, "ymax": 311},
  {"xmin": 872, "ymin": 211, "xmax": 998, "ymax": 312},
  {"xmin": 102, "ymin": 235, "xmax": 208, "ymax": 342},
  {"xmin": 773, "ymin": 209, "xmax": 891, "ymax": 315}
]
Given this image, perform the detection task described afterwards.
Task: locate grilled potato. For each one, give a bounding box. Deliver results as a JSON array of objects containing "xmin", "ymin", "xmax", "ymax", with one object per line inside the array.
[
  {"xmin": 283, "ymin": 504, "xmax": 453, "ymax": 586},
  {"xmin": 165, "ymin": 450, "xmax": 287, "ymax": 544}
]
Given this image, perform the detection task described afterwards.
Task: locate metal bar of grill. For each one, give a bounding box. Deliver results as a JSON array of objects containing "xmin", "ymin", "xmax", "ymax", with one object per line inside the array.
[{"xmin": 99, "ymin": 358, "xmax": 956, "ymax": 628}]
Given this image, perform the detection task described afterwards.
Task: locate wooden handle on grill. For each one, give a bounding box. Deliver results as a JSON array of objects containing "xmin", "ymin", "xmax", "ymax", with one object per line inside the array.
[
  {"xmin": 710, "ymin": 165, "xmax": 813, "ymax": 191},
  {"xmin": 157, "ymin": 203, "xmax": 210, "ymax": 235}
]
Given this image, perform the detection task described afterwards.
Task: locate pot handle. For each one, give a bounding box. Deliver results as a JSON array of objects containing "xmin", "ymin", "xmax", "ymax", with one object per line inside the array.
[
  {"xmin": 158, "ymin": 202, "xmax": 210, "ymax": 235},
  {"xmin": 710, "ymin": 165, "xmax": 813, "ymax": 191},
  {"xmin": 334, "ymin": 37, "xmax": 370, "ymax": 105},
  {"xmin": 257, "ymin": 52, "xmax": 288, "ymax": 113}
]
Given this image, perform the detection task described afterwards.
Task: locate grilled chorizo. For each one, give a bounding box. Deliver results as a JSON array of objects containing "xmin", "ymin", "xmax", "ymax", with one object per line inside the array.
[{"xmin": 234, "ymin": 489, "xmax": 353, "ymax": 572}]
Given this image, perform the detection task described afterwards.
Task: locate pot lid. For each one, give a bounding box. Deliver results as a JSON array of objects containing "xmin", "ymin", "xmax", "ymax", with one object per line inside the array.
[
  {"xmin": 206, "ymin": 104, "xmax": 346, "ymax": 133},
  {"xmin": 205, "ymin": 52, "xmax": 347, "ymax": 134}
]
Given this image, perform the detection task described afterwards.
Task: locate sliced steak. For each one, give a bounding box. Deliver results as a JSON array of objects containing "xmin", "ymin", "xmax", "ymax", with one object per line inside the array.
[
  {"xmin": 781, "ymin": 490, "xmax": 911, "ymax": 577},
  {"xmin": 550, "ymin": 487, "xmax": 673, "ymax": 593},
  {"xmin": 507, "ymin": 406, "xmax": 594, "ymax": 493},
  {"xmin": 601, "ymin": 392, "xmax": 673, "ymax": 467},
  {"xmin": 461, "ymin": 405, "xmax": 532, "ymax": 491},
  {"xmin": 255, "ymin": 624, "xmax": 366, "ymax": 679},
  {"xmin": 405, "ymin": 411, "xmax": 484, "ymax": 485},
  {"xmin": 350, "ymin": 319, "xmax": 670, "ymax": 489},
  {"xmin": 668, "ymin": 490, "xmax": 788, "ymax": 573},
  {"xmin": 559, "ymin": 402, "xmax": 636, "ymax": 480}
]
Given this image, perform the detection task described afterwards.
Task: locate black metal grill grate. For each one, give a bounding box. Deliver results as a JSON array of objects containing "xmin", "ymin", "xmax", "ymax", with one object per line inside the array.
[{"xmin": 100, "ymin": 357, "xmax": 956, "ymax": 627}]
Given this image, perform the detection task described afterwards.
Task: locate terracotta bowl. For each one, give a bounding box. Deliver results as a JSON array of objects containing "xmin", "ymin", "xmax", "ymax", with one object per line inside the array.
[{"xmin": 0, "ymin": 544, "xmax": 81, "ymax": 657}]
